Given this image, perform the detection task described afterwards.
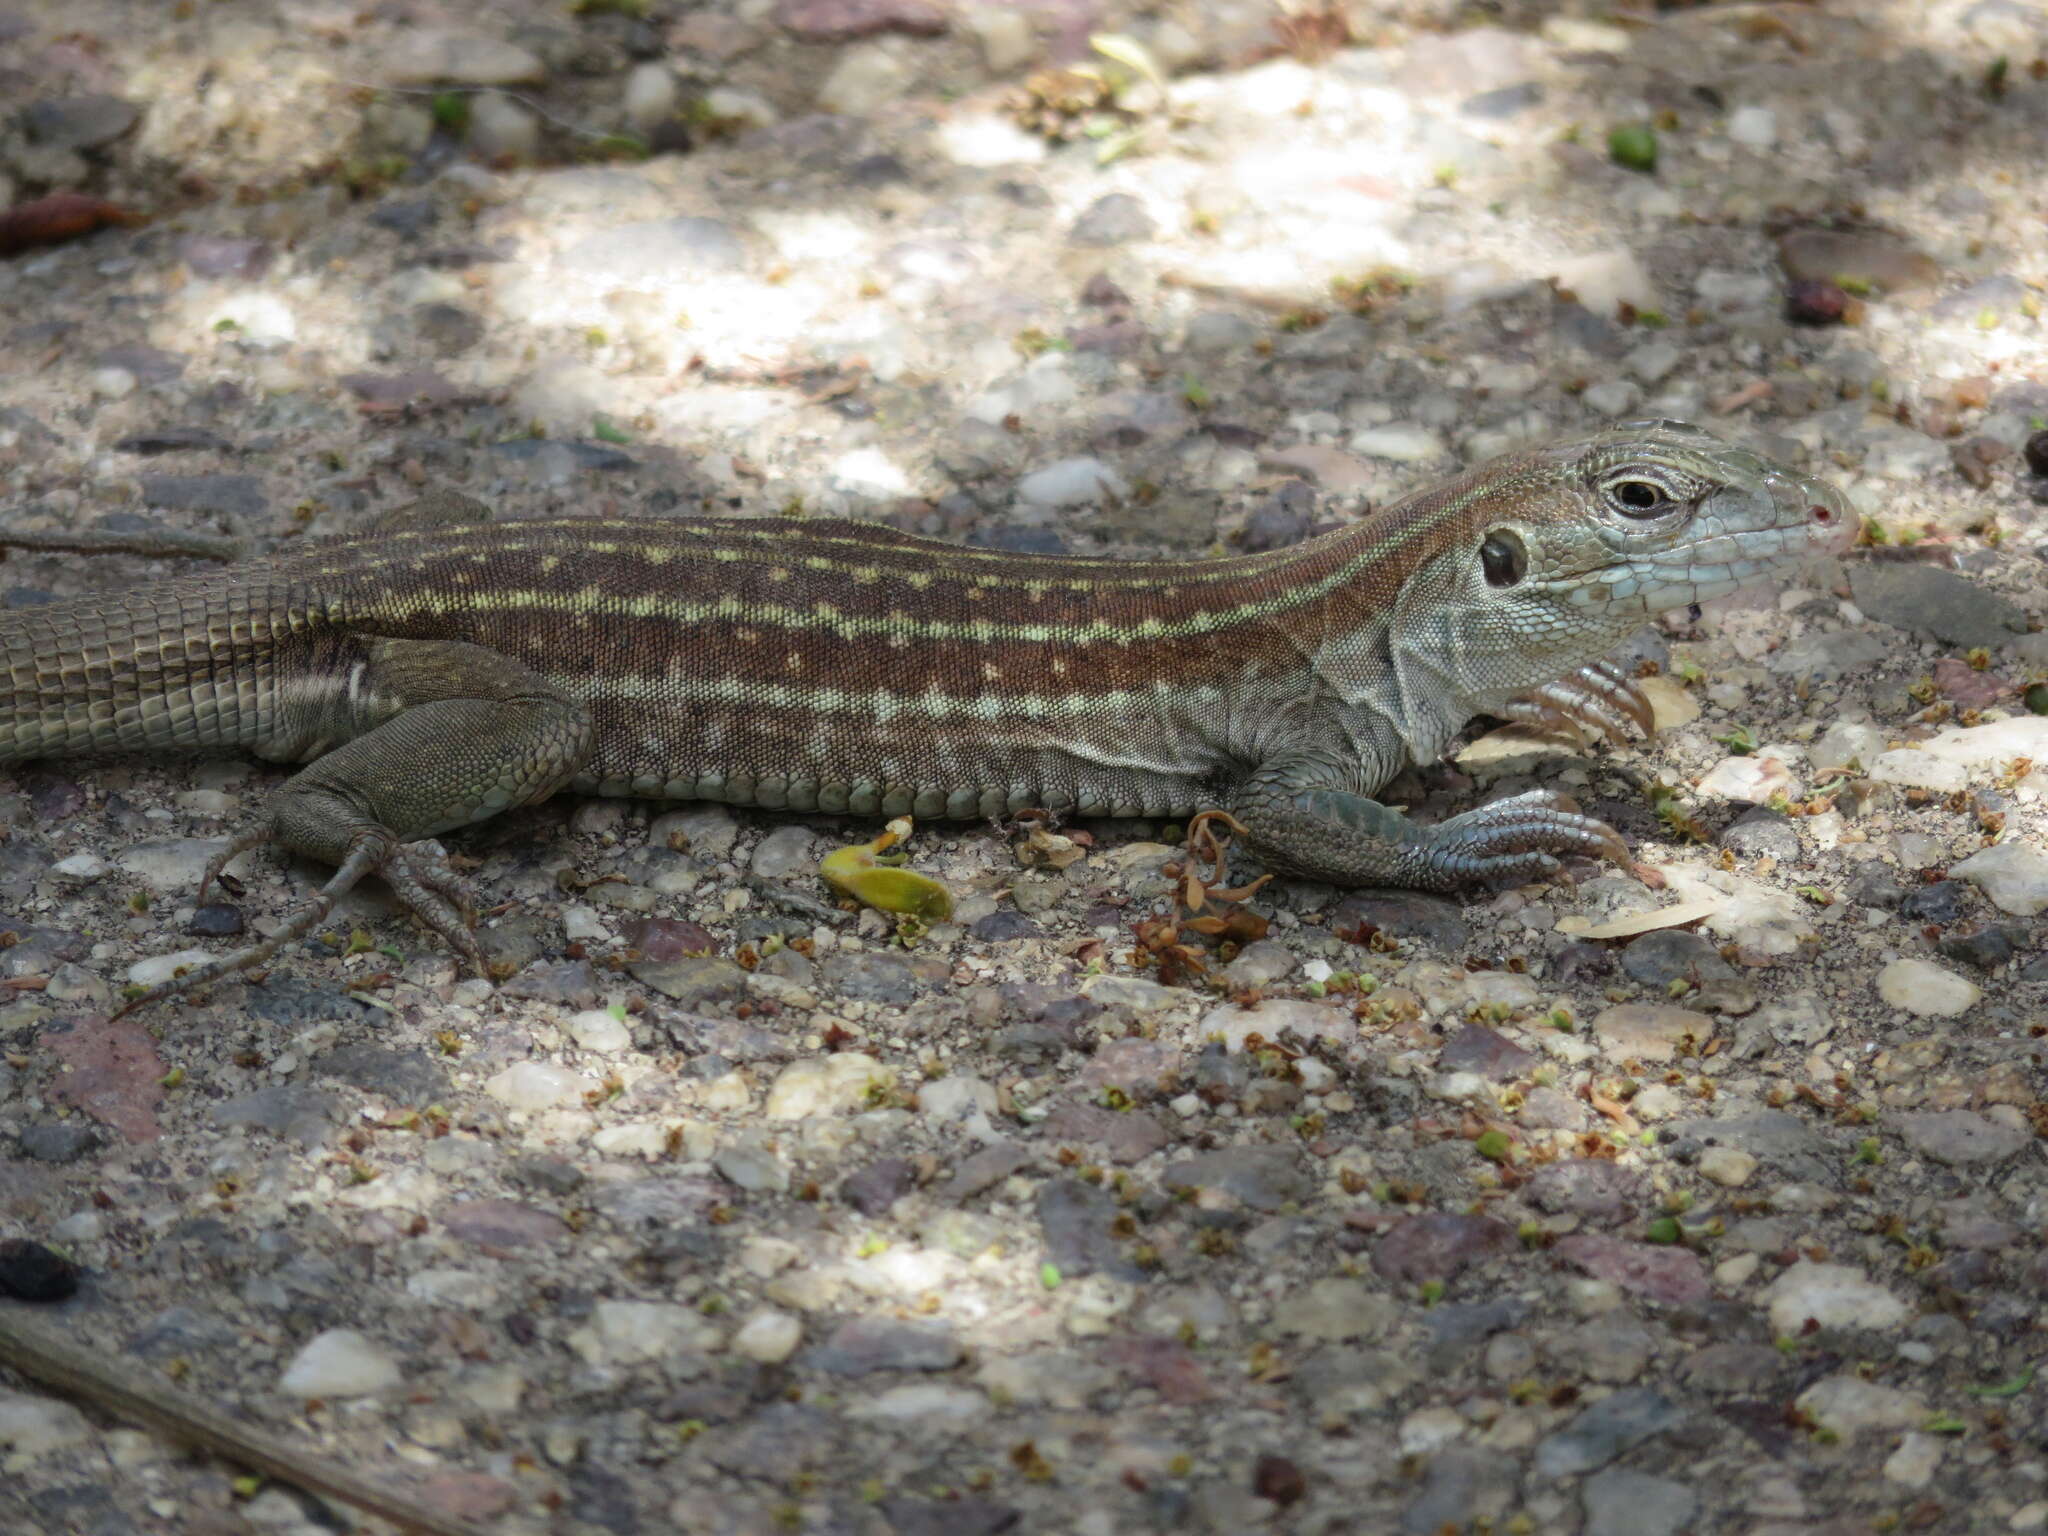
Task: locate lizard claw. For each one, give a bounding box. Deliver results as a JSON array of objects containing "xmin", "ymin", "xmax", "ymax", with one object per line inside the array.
[
  {"xmin": 1402, "ymin": 788, "xmax": 1630, "ymax": 889},
  {"xmin": 112, "ymin": 832, "xmax": 484, "ymax": 1017},
  {"xmin": 1498, "ymin": 661, "xmax": 1655, "ymax": 746}
]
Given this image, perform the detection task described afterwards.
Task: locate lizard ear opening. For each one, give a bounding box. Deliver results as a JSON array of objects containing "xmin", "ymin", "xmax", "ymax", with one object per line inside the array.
[{"xmin": 1480, "ymin": 530, "xmax": 1527, "ymax": 588}]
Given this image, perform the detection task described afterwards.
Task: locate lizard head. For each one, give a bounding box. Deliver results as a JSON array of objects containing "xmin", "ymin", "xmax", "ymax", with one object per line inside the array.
[
  {"xmin": 1456, "ymin": 418, "xmax": 1854, "ymax": 626},
  {"xmin": 1367, "ymin": 419, "xmax": 1855, "ymax": 714}
]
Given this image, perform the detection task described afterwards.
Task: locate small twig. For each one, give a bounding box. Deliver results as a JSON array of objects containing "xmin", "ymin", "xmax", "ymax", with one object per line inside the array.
[{"xmin": 0, "ymin": 1306, "xmax": 493, "ymax": 1536}]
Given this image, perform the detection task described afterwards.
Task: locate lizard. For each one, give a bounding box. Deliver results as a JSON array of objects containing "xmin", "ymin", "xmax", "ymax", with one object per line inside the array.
[
  {"xmin": 0, "ymin": 418, "xmax": 1849, "ymax": 1526},
  {"xmin": 0, "ymin": 418, "xmax": 1850, "ymax": 1014}
]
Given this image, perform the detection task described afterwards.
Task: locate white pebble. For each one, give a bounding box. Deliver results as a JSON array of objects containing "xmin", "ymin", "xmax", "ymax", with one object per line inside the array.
[
  {"xmin": 279, "ymin": 1329, "xmax": 401, "ymax": 1399},
  {"xmin": 733, "ymin": 1309, "xmax": 803, "ymax": 1364}
]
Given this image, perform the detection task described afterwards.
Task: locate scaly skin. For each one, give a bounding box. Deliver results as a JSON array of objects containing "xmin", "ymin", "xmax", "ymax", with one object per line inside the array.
[{"xmin": 0, "ymin": 419, "xmax": 1852, "ymax": 1008}]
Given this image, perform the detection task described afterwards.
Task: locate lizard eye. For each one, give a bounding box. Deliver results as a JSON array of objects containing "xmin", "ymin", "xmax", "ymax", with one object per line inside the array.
[
  {"xmin": 1611, "ymin": 480, "xmax": 1668, "ymax": 515},
  {"xmin": 1480, "ymin": 530, "xmax": 1527, "ymax": 588}
]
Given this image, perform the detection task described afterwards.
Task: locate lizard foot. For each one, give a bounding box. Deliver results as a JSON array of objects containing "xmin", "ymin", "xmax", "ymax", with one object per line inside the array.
[
  {"xmin": 1401, "ymin": 788, "xmax": 1630, "ymax": 888},
  {"xmin": 1498, "ymin": 660, "xmax": 1654, "ymax": 746},
  {"xmin": 113, "ymin": 831, "xmax": 483, "ymax": 1018}
]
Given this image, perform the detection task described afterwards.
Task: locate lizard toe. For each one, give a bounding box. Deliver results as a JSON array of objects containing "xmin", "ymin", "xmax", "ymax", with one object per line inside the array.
[
  {"xmin": 384, "ymin": 844, "xmax": 487, "ymax": 977},
  {"xmin": 1410, "ymin": 791, "xmax": 1629, "ymax": 885}
]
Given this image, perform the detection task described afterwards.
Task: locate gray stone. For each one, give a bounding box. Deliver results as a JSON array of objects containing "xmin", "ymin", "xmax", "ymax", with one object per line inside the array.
[
  {"xmin": 842, "ymin": 1157, "xmax": 917, "ymax": 1215},
  {"xmin": 1524, "ymin": 1159, "xmax": 1646, "ymax": 1223},
  {"xmin": 1766, "ymin": 628, "xmax": 1890, "ymax": 681},
  {"xmin": 808, "ymin": 1317, "xmax": 962, "ymax": 1374},
  {"xmin": 1069, "ymin": 193, "xmax": 1156, "ymax": 247},
  {"xmin": 1533, "ymin": 1388, "xmax": 1684, "ymax": 1478},
  {"xmin": 1552, "ymin": 1318, "xmax": 1653, "ymax": 1383},
  {"xmin": 384, "ymin": 32, "xmax": 547, "ymax": 86},
  {"xmin": 24, "ymin": 95, "xmax": 139, "ymax": 150},
  {"xmin": 1584, "ymin": 1469, "xmax": 1696, "ymax": 1536},
  {"xmin": 19, "ymin": 1122, "xmax": 96, "ymax": 1162},
  {"xmin": 1184, "ymin": 311, "xmax": 1261, "ymax": 354},
  {"xmin": 775, "ymin": 0, "xmax": 947, "ymax": 42},
  {"xmin": 714, "ymin": 1138, "xmax": 788, "ymax": 1192},
  {"xmin": 1402, "ymin": 1445, "xmax": 1513, "ymax": 1536},
  {"xmin": 749, "ymin": 825, "xmax": 818, "ymax": 878},
  {"xmin": 467, "ymin": 92, "xmax": 540, "ymax": 160},
  {"xmin": 1327, "ymin": 891, "xmax": 1468, "ymax": 950},
  {"xmin": 211, "ymin": 1085, "xmax": 340, "ymax": 1148},
  {"xmin": 1779, "ymin": 226, "xmax": 1938, "ymax": 291},
  {"xmin": 1040, "ymin": 1103, "xmax": 1169, "ymax": 1165},
  {"xmin": 1681, "ymin": 1342, "xmax": 1785, "ymax": 1394},
  {"xmin": 1850, "ymin": 564, "xmax": 2028, "ymax": 649},
  {"xmin": 1894, "ymin": 1110, "xmax": 2028, "ymax": 1166},
  {"xmin": 819, "ymin": 950, "xmax": 918, "ymax": 1005},
  {"xmin": 1437, "ymin": 1024, "xmax": 1535, "ymax": 1080},
  {"xmin": 1161, "ymin": 1148, "xmax": 1308, "ymax": 1212},
  {"xmin": 1460, "ymin": 81, "xmax": 1543, "ymax": 119},
  {"xmin": 314, "ymin": 1045, "xmax": 449, "ymax": 1103},
  {"xmin": 411, "ymin": 303, "xmax": 485, "ymax": 357},
  {"xmin": 630, "ymin": 956, "xmax": 745, "ymax": 1007},
  {"xmin": 1668, "ymin": 1111, "xmax": 1827, "ymax": 1182},
  {"xmin": 942, "ymin": 1141, "xmax": 1031, "ymax": 1201},
  {"xmin": 1373, "ymin": 1213, "xmax": 1514, "ymax": 1284},
  {"xmin": 1423, "ymin": 1296, "xmax": 1531, "ymax": 1371},
  {"xmin": 1037, "ymin": 1178, "xmax": 1143, "ymax": 1281},
  {"xmin": 590, "ymin": 1176, "xmax": 723, "ymax": 1233},
  {"xmin": 137, "ymin": 475, "xmax": 267, "ymax": 521}
]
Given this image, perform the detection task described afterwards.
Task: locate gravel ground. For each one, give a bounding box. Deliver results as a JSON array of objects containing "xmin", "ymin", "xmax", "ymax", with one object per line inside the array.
[{"xmin": 3, "ymin": 2, "xmax": 2048, "ymax": 1533}]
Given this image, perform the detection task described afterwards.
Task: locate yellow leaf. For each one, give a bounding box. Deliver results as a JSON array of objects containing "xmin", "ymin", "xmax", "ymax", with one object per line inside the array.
[{"xmin": 820, "ymin": 821, "xmax": 955, "ymax": 921}]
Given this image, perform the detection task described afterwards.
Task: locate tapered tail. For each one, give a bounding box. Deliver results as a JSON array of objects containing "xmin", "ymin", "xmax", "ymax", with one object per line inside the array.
[{"xmin": 0, "ymin": 573, "xmax": 300, "ymax": 760}]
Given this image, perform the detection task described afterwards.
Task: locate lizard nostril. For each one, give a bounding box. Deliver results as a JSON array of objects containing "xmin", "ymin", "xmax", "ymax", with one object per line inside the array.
[{"xmin": 1810, "ymin": 503, "xmax": 1835, "ymax": 524}]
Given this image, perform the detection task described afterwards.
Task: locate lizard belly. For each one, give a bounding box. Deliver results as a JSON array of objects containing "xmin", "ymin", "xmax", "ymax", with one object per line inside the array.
[{"xmin": 565, "ymin": 681, "xmax": 1232, "ymax": 820}]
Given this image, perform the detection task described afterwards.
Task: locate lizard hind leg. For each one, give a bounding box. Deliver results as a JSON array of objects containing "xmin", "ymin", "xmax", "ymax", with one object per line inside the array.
[
  {"xmin": 111, "ymin": 828, "xmax": 481, "ymax": 1018},
  {"xmin": 116, "ymin": 642, "xmax": 595, "ymax": 1016}
]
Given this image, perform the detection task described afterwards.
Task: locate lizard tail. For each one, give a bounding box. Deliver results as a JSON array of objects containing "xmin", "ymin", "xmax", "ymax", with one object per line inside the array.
[{"xmin": 0, "ymin": 573, "xmax": 307, "ymax": 761}]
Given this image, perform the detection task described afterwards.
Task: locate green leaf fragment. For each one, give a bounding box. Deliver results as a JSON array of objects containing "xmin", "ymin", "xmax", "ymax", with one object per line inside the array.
[
  {"xmin": 1474, "ymin": 1129, "xmax": 1513, "ymax": 1164},
  {"xmin": 1645, "ymin": 1216, "xmax": 1682, "ymax": 1245},
  {"xmin": 1040, "ymin": 1261, "xmax": 1062, "ymax": 1289},
  {"xmin": 1607, "ymin": 124, "xmax": 1658, "ymax": 172},
  {"xmin": 1964, "ymin": 1363, "xmax": 2035, "ymax": 1399}
]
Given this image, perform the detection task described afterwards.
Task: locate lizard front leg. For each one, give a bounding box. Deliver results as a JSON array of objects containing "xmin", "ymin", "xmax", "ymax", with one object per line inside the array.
[
  {"xmin": 1495, "ymin": 659, "xmax": 1655, "ymax": 745},
  {"xmin": 118, "ymin": 638, "xmax": 595, "ymax": 1014},
  {"xmin": 1232, "ymin": 761, "xmax": 1628, "ymax": 893}
]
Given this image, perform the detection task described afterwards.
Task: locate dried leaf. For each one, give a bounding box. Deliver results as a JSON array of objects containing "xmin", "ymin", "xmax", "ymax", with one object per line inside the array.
[
  {"xmin": 1568, "ymin": 898, "xmax": 1722, "ymax": 941},
  {"xmin": 0, "ymin": 193, "xmax": 141, "ymax": 257},
  {"xmin": 1089, "ymin": 31, "xmax": 1166, "ymax": 91}
]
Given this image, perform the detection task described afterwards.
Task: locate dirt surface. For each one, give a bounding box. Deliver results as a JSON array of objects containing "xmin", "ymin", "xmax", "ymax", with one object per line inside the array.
[{"xmin": 3, "ymin": 2, "xmax": 2048, "ymax": 1534}]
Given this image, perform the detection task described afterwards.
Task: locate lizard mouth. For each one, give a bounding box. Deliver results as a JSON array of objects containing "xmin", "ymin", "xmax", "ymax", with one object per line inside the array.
[
  {"xmin": 1805, "ymin": 486, "xmax": 1856, "ymax": 555},
  {"xmin": 1764, "ymin": 466, "xmax": 1855, "ymax": 555}
]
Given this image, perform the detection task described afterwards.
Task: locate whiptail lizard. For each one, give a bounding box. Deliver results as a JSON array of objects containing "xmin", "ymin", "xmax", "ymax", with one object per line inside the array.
[
  {"xmin": 0, "ymin": 417, "xmax": 1849, "ymax": 1530},
  {"xmin": 0, "ymin": 417, "xmax": 1849, "ymax": 1014}
]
